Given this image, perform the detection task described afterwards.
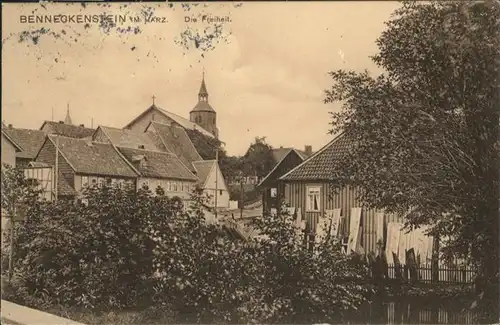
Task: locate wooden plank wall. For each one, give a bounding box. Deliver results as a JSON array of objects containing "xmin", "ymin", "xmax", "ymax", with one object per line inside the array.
[{"xmin": 283, "ymin": 181, "xmax": 404, "ymax": 254}]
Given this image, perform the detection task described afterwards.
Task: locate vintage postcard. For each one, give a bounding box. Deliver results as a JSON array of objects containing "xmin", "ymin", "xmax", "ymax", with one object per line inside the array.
[{"xmin": 1, "ymin": 1, "xmax": 498, "ymax": 324}]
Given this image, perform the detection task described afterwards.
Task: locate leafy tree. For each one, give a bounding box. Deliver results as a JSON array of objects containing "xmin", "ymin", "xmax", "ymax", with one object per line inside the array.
[
  {"xmin": 324, "ymin": 0, "xmax": 499, "ymax": 319},
  {"xmin": 242, "ymin": 137, "xmax": 276, "ymax": 179}
]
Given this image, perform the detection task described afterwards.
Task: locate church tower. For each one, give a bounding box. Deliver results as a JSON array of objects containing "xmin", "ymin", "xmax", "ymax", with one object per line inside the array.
[
  {"xmin": 64, "ymin": 105, "xmax": 73, "ymax": 125},
  {"xmin": 189, "ymin": 73, "xmax": 218, "ymax": 138}
]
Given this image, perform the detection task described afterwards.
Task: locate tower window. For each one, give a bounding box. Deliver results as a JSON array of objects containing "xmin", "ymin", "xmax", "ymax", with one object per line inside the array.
[
  {"xmin": 213, "ymin": 117, "xmax": 215, "ymax": 123},
  {"xmin": 199, "ymin": 116, "xmax": 202, "ymax": 123}
]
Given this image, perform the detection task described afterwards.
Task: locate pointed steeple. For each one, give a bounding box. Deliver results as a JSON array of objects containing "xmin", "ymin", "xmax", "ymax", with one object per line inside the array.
[
  {"xmin": 198, "ymin": 71, "xmax": 208, "ymax": 102},
  {"xmin": 64, "ymin": 104, "xmax": 73, "ymax": 125}
]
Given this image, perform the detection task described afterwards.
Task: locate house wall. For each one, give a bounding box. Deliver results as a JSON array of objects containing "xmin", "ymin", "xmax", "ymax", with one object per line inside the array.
[
  {"xmin": 127, "ymin": 110, "xmax": 175, "ymax": 133},
  {"xmin": 36, "ymin": 139, "xmax": 75, "ymax": 188},
  {"xmin": 74, "ymin": 175, "xmax": 136, "ymax": 193},
  {"xmin": 136, "ymin": 177, "xmax": 195, "ymax": 200},
  {"xmin": 283, "ymin": 181, "xmax": 404, "ymax": 254},
  {"xmin": 261, "ymin": 150, "xmax": 304, "ymax": 212},
  {"xmin": 1, "ymin": 133, "xmax": 17, "ymax": 168},
  {"xmin": 203, "ymin": 163, "xmax": 230, "ymax": 208}
]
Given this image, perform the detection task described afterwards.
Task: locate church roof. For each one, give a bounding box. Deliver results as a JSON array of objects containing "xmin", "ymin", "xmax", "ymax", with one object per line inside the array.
[
  {"xmin": 117, "ymin": 147, "xmax": 198, "ymax": 181},
  {"xmin": 199, "ymin": 78, "xmax": 208, "ymax": 96},
  {"xmin": 191, "ymin": 101, "xmax": 215, "ymax": 113},
  {"xmin": 46, "ymin": 135, "xmax": 137, "ymax": 178},
  {"xmin": 96, "ymin": 126, "xmax": 159, "ymax": 151},
  {"xmin": 125, "ymin": 105, "xmax": 215, "ymax": 139},
  {"xmin": 3, "ymin": 128, "xmax": 46, "ymax": 159},
  {"xmin": 147, "ymin": 121, "xmax": 202, "ymax": 170},
  {"xmin": 40, "ymin": 121, "xmax": 95, "ymax": 139}
]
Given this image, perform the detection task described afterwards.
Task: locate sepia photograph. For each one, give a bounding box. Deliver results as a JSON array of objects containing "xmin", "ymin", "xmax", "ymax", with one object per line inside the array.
[{"xmin": 1, "ymin": 1, "xmax": 499, "ymax": 324}]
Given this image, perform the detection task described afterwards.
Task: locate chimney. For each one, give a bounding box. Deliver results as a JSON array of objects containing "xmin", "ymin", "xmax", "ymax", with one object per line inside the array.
[
  {"xmin": 8, "ymin": 124, "xmax": 12, "ymax": 129},
  {"xmin": 304, "ymin": 145, "xmax": 312, "ymax": 156},
  {"xmin": 59, "ymin": 121, "xmax": 64, "ymax": 124},
  {"xmin": 138, "ymin": 144, "xmax": 145, "ymax": 149},
  {"xmin": 79, "ymin": 124, "xmax": 84, "ymax": 127}
]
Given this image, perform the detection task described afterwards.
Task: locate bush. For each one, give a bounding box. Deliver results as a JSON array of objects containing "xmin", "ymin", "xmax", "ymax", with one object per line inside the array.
[{"xmin": 4, "ymin": 169, "xmax": 372, "ymax": 323}]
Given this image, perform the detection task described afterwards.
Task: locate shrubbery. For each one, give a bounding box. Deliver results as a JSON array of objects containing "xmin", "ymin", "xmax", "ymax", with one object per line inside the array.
[{"xmin": 2, "ymin": 166, "xmax": 372, "ymax": 324}]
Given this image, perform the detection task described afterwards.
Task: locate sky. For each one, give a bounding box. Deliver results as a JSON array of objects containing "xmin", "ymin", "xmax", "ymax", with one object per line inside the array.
[{"xmin": 2, "ymin": 2, "xmax": 401, "ymax": 156}]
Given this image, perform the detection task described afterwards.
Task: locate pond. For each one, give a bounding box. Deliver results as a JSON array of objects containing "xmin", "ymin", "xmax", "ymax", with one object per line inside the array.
[{"xmin": 344, "ymin": 299, "xmax": 480, "ymax": 325}]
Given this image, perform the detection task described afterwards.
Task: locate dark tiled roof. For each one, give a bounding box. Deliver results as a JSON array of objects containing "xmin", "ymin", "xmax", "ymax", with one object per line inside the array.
[
  {"xmin": 3, "ymin": 128, "xmax": 46, "ymax": 159},
  {"xmin": 280, "ymin": 133, "xmax": 351, "ymax": 181},
  {"xmin": 97, "ymin": 126, "xmax": 160, "ymax": 151},
  {"xmin": 149, "ymin": 121, "xmax": 202, "ymax": 169},
  {"xmin": 272, "ymin": 148, "xmax": 310, "ymax": 164},
  {"xmin": 42, "ymin": 121, "xmax": 95, "ymax": 138},
  {"xmin": 192, "ymin": 160, "xmax": 215, "ymax": 185},
  {"xmin": 1, "ymin": 130, "xmax": 23, "ymax": 152},
  {"xmin": 117, "ymin": 147, "xmax": 198, "ymax": 181},
  {"xmin": 50, "ymin": 135, "xmax": 137, "ymax": 178}
]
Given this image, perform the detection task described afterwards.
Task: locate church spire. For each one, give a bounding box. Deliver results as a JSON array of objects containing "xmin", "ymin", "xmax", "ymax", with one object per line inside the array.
[
  {"xmin": 64, "ymin": 104, "xmax": 73, "ymax": 125},
  {"xmin": 198, "ymin": 72, "xmax": 208, "ymax": 102}
]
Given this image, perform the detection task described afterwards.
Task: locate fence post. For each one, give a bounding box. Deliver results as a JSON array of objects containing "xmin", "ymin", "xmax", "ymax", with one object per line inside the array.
[{"xmin": 431, "ymin": 237, "xmax": 440, "ymax": 282}]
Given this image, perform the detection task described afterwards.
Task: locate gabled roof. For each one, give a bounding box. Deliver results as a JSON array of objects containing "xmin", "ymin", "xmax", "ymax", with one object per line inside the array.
[
  {"xmin": 3, "ymin": 128, "xmax": 46, "ymax": 159},
  {"xmin": 45, "ymin": 135, "xmax": 137, "ymax": 178},
  {"xmin": 147, "ymin": 121, "xmax": 202, "ymax": 169},
  {"xmin": 1, "ymin": 129, "xmax": 23, "ymax": 152},
  {"xmin": 40, "ymin": 121, "xmax": 95, "ymax": 139},
  {"xmin": 272, "ymin": 147, "xmax": 309, "ymax": 163},
  {"xmin": 257, "ymin": 148, "xmax": 306, "ymax": 188},
  {"xmin": 192, "ymin": 160, "xmax": 215, "ymax": 186},
  {"xmin": 95, "ymin": 125, "xmax": 159, "ymax": 151},
  {"xmin": 124, "ymin": 105, "xmax": 215, "ymax": 138},
  {"xmin": 280, "ymin": 133, "xmax": 350, "ymax": 181},
  {"xmin": 117, "ymin": 147, "xmax": 198, "ymax": 182}
]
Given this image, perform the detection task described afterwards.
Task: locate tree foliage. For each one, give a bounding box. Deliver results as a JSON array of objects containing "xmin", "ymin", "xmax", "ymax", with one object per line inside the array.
[
  {"xmin": 324, "ymin": 0, "xmax": 499, "ymax": 317},
  {"xmin": 4, "ymin": 174, "xmax": 371, "ymax": 323},
  {"xmin": 242, "ymin": 137, "xmax": 276, "ymax": 179}
]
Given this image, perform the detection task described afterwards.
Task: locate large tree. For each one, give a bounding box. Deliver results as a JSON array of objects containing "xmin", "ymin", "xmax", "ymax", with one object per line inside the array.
[
  {"xmin": 242, "ymin": 137, "xmax": 276, "ymax": 179},
  {"xmin": 325, "ymin": 0, "xmax": 499, "ymax": 318}
]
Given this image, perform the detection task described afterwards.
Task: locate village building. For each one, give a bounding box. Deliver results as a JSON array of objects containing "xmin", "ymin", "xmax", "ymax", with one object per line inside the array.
[
  {"xmin": 1, "ymin": 124, "xmax": 23, "ymax": 168},
  {"xmin": 279, "ymin": 133, "xmax": 431, "ymax": 258},
  {"xmin": 192, "ymin": 160, "xmax": 230, "ymax": 209},
  {"xmin": 257, "ymin": 147, "xmax": 311, "ymax": 213},
  {"xmin": 34, "ymin": 135, "xmax": 138, "ymax": 200},
  {"xmin": 116, "ymin": 147, "xmax": 198, "ymax": 202},
  {"xmin": 39, "ymin": 109, "xmax": 95, "ymax": 139},
  {"xmin": 2, "ymin": 125, "xmax": 46, "ymax": 168}
]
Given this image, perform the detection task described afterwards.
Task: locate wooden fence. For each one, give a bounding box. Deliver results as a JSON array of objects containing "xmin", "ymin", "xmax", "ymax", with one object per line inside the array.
[{"xmin": 386, "ymin": 263, "xmax": 476, "ymax": 284}]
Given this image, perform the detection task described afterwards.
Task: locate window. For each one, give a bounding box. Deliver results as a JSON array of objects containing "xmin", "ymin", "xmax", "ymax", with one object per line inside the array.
[
  {"xmin": 219, "ymin": 190, "xmax": 223, "ymax": 196},
  {"xmin": 91, "ymin": 178, "xmax": 97, "ymax": 187},
  {"xmin": 270, "ymin": 188, "xmax": 277, "ymax": 198},
  {"xmin": 173, "ymin": 182, "xmax": 178, "ymax": 192},
  {"xmin": 82, "ymin": 176, "xmax": 89, "ymax": 188},
  {"xmin": 199, "ymin": 116, "xmax": 203, "ymax": 123},
  {"xmin": 306, "ymin": 186, "xmax": 321, "ymax": 212}
]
